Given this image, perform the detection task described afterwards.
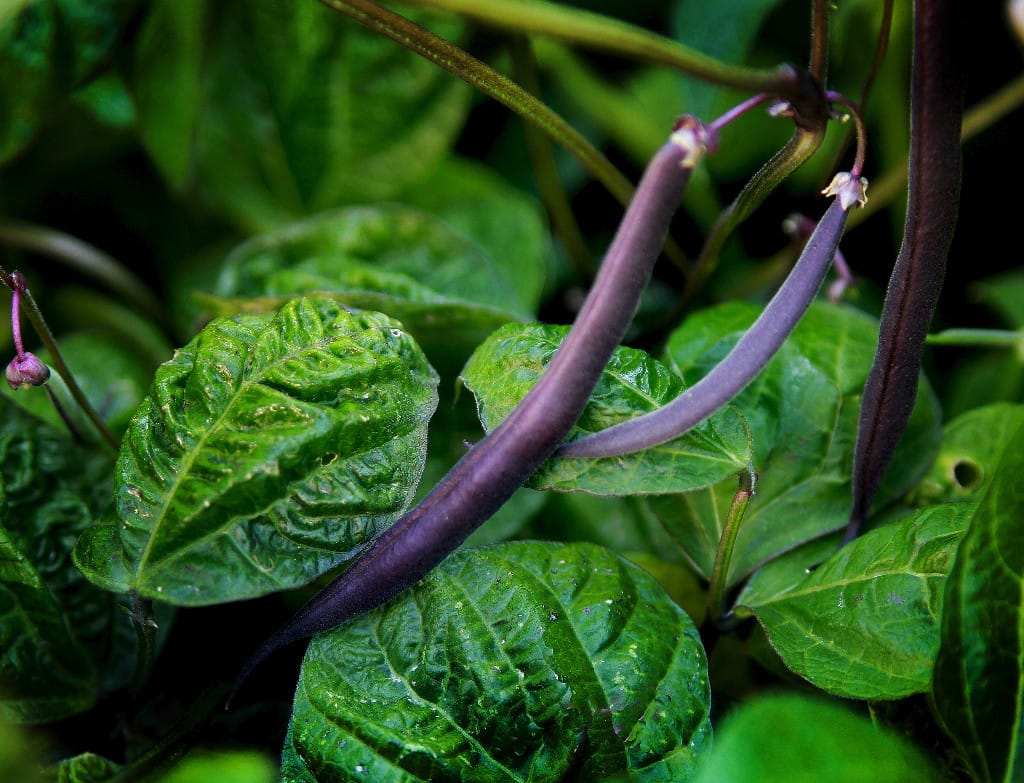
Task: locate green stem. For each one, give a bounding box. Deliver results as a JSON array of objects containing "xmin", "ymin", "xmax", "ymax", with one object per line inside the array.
[
  {"xmin": 396, "ymin": 0, "xmax": 799, "ymax": 97},
  {"xmin": 129, "ymin": 592, "xmax": 157, "ymax": 698},
  {"xmin": 1, "ymin": 269, "xmax": 120, "ymax": 451},
  {"xmin": 684, "ymin": 125, "xmax": 826, "ymax": 299},
  {"xmin": 926, "ymin": 328, "xmax": 1024, "ymax": 350},
  {"xmin": 317, "ymin": 0, "xmax": 635, "ymax": 209},
  {"xmin": 508, "ymin": 35, "xmax": 593, "ymax": 277},
  {"xmin": 0, "ymin": 218, "xmax": 169, "ymax": 330},
  {"xmin": 707, "ymin": 468, "xmax": 756, "ymax": 625},
  {"xmin": 809, "ymin": 0, "xmax": 830, "ymax": 82}
]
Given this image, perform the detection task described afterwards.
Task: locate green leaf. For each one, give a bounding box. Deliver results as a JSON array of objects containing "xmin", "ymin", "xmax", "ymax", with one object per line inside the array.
[
  {"xmin": 649, "ymin": 302, "xmax": 941, "ymax": 584},
  {"xmin": 933, "ymin": 421, "xmax": 1024, "ymax": 783},
  {"xmin": 159, "ymin": 751, "xmax": 277, "ymax": 783},
  {"xmin": 211, "ymin": 205, "xmax": 530, "ymax": 374},
  {"xmin": 48, "ymin": 753, "xmax": 120, "ymax": 783},
  {"xmin": 736, "ymin": 502, "xmax": 974, "ymax": 699},
  {"xmin": 693, "ymin": 693, "xmax": 939, "ymax": 783},
  {"xmin": 398, "ymin": 156, "xmax": 550, "ymax": 316},
  {"xmin": 127, "ymin": 0, "xmax": 470, "ymax": 231},
  {"xmin": 0, "ymin": 525, "xmax": 95, "ymax": 723},
  {"xmin": 0, "ymin": 718, "xmax": 47, "ymax": 783},
  {"xmin": 460, "ymin": 322, "xmax": 752, "ymax": 495},
  {"xmin": 0, "ymin": 0, "xmax": 143, "ymax": 163},
  {"xmin": 74, "ymin": 297, "xmax": 439, "ymax": 605},
  {"xmin": 0, "ymin": 398, "xmax": 118, "ymax": 722},
  {"xmin": 282, "ymin": 541, "xmax": 711, "ymax": 783},
  {"xmin": 911, "ymin": 403, "xmax": 1024, "ymax": 505}
]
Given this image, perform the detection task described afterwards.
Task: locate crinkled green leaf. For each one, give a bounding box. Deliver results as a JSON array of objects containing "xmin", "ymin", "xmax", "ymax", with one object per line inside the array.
[
  {"xmin": 649, "ymin": 302, "xmax": 941, "ymax": 584},
  {"xmin": 736, "ymin": 502, "xmax": 974, "ymax": 699},
  {"xmin": 460, "ymin": 322, "xmax": 752, "ymax": 496},
  {"xmin": 0, "ymin": 525, "xmax": 95, "ymax": 723},
  {"xmin": 0, "ymin": 0, "xmax": 143, "ymax": 163},
  {"xmin": 693, "ymin": 693, "xmax": 939, "ymax": 783},
  {"xmin": 0, "ymin": 397, "xmax": 120, "ymax": 722},
  {"xmin": 127, "ymin": 0, "xmax": 470, "ymax": 231},
  {"xmin": 48, "ymin": 752, "xmax": 120, "ymax": 783},
  {"xmin": 933, "ymin": 421, "xmax": 1024, "ymax": 783},
  {"xmin": 911, "ymin": 403, "xmax": 1024, "ymax": 505},
  {"xmin": 74, "ymin": 297, "xmax": 438, "ymax": 605},
  {"xmin": 282, "ymin": 542, "xmax": 711, "ymax": 783}
]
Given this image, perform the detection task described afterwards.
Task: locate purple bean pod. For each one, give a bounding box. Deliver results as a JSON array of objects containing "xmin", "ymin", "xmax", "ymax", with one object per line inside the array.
[
  {"xmin": 556, "ymin": 175, "xmax": 864, "ymax": 460},
  {"xmin": 232, "ymin": 120, "xmax": 706, "ymax": 697},
  {"xmin": 845, "ymin": 0, "xmax": 962, "ymax": 540}
]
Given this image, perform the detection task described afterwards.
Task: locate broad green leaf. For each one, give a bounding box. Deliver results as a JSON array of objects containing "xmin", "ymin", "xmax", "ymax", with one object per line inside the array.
[
  {"xmin": 398, "ymin": 156, "xmax": 549, "ymax": 315},
  {"xmin": 211, "ymin": 205, "xmax": 530, "ymax": 374},
  {"xmin": 460, "ymin": 322, "xmax": 752, "ymax": 495},
  {"xmin": 0, "ymin": 718, "xmax": 46, "ymax": 783},
  {"xmin": 74, "ymin": 298, "xmax": 439, "ymax": 605},
  {"xmin": 282, "ymin": 542, "xmax": 711, "ymax": 783},
  {"xmin": 912, "ymin": 403, "xmax": 1024, "ymax": 505},
  {"xmin": 0, "ymin": 0, "xmax": 143, "ymax": 163},
  {"xmin": 159, "ymin": 751, "xmax": 276, "ymax": 783},
  {"xmin": 128, "ymin": 0, "xmax": 470, "ymax": 231},
  {"xmin": 693, "ymin": 693, "xmax": 939, "ymax": 783},
  {"xmin": 736, "ymin": 502, "xmax": 974, "ymax": 699},
  {"xmin": 933, "ymin": 421, "xmax": 1024, "ymax": 783},
  {"xmin": 649, "ymin": 302, "xmax": 941, "ymax": 584},
  {"xmin": 0, "ymin": 397, "xmax": 118, "ymax": 722}
]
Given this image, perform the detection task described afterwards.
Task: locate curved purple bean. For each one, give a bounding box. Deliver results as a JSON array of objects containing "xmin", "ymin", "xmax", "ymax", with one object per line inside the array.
[
  {"xmin": 556, "ymin": 180, "xmax": 860, "ymax": 460},
  {"xmin": 231, "ymin": 121, "xmax": 704, "ymax": 698}
]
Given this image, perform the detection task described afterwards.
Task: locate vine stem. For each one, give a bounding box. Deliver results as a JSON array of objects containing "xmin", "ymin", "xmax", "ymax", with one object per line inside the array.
[
  {"xmin": 1, "ymin": 267, "xmax": 120, "ymax": 452},
  {"xmin": 707, "ymin": 468, "xmax": 757, "ymax": 626}
]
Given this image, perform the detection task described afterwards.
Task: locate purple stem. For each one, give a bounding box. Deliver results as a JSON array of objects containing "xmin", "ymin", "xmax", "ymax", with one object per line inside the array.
[
  {"xmin": 845, "ymin": 0, "xmax": 962, "ymax": 540},
  {"xmin": 232, "ymin": 126, "xmax": 700, "ymax": 699},
  {"xmin": 557, "ymin": 196, "xmax": 851, "ymax": 459},
  {"xmin": 10, "ymin": 276, "xmax": 24, "ymax": 360}
]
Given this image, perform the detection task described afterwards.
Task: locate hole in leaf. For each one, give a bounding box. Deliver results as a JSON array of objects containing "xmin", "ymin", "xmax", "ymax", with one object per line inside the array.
[
  {"xmin": 952, "ymin": 459, "xmax": 982, "ymax": 490},
  {"xmin": 321, "ymin": 452, "xmax": 338, "ymax": 466}
]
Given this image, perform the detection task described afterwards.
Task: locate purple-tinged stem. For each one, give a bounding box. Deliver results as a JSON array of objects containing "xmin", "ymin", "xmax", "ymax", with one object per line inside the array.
[
  {"xmin": 232, "ymin": 124, "xmax": 703, "ymax": 700},
  {"xmin": 10, "ymin": 273, "xmax": 24, "ymax": 360},
  {"xmin": 845, "ymin": 0, "xmax": 963, "ymax": 541},
  {"xmin": 557, "ymin": 191, "xmax": 854, "ymax": 459}
]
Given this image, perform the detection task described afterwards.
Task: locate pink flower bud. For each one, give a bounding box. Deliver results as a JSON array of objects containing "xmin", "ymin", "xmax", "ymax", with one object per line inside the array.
[{"xmin": 6, "ymin": 352, "xmax": 50, "ymax": 390}]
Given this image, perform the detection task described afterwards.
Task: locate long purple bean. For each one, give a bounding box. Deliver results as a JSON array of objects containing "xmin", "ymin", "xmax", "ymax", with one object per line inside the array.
[
  {"xmin": 556, "ymin": 176, "xmax": 863, "ymax": 459},
  {"xmin": 231, "ymin": 121, "xmax": 705, "ymax": 697},
  {"xmin": 845, "ymin": 0, "xmax": 962, "ymax": 540}
]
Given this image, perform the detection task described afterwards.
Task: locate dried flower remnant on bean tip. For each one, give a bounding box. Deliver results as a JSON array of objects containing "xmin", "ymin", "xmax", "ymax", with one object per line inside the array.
[
  {"xmin": 6, "ymin": 271, "xmax": 49, "ymax": 390},
  {"xmin": 822, "ymin": 172, "xmax": 869, "ymax": 211}
]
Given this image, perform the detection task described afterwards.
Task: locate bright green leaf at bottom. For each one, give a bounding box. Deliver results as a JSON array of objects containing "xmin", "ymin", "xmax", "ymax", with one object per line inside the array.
[
  {"xmin": 933, "ymin": 421, "xmax": 1024, "ymax": 783},
  {"xmin": 282, "ymin": 542, "xmax": 711, "ymax": 783},
  {"xmin": 693, "ymin": 694, "xmax": 938, "ymax": 783}
]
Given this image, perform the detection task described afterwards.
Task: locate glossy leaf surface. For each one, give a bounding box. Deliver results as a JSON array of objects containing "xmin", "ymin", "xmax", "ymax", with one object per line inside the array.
[
  {"xmin": 461, "ymin": 322, "xmax": 752, "ymax": 495},
  {"xmin": 74, "ymin": 298, "xmax": 438, "ymax": 605},
  {"xmin": 648, "ymin": 302, "xmax": 941, "ymax": 583},
  {"xmin": 737, "ymin": 502, "xmax": 974, "ymax": 699},
  {"xmin": 212, "ymin": 205, "xmax": 533, "ymax": 371},
  {"xmin": 693, "ymin": 694, "xmax": 938, "ymax": 782},
  {"xmin": 128, "ymin": 0, "xmax": 470, "ymax": 231},
  {"xmin": 282, "ymin": 542, "xmax": 711, "ymax": 783},
  {"xmin": 933, "ymin": 421, "xmax": 1024, "ymax": 783},
  {"xmin": 0, "ymin": 399, "xmax": 116, "ymax": 723}
]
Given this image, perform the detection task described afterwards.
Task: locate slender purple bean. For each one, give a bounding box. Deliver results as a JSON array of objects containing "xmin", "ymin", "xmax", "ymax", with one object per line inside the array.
[
  {"xmin": 231, "ymin": 121, "xmax": 705, "ymax": 698},
  {"xmin": 845, "ymin": 0, "xmax": 962, "ymax": 540},
  {"xmin": 556, "ymin": 177, "xmax": 863, "ymax": 460}
]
